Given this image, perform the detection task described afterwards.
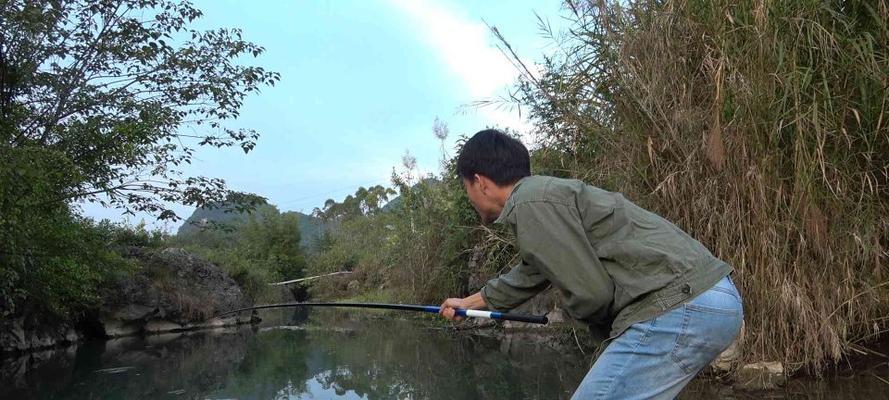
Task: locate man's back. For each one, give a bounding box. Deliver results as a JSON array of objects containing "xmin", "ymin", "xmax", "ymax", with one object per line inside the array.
[{"xmin": 488, "ymin": 175, "xmax": 733, "ymax": 337}]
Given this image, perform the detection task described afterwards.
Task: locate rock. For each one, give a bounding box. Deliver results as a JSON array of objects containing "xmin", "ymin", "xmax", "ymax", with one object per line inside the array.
[
  {"xmin": 102, "ymin": 337, "xmax": 142, "ymax": 354},
  {"xmin": 191, "ymin": 317, "xmax": 232, "ymax": 329},
  {"xmin": 1, "ymin": 247, "xmax": 252, "ymax": 357},
  {"xmin": 63, "ymin": 328, "xmax": 79, "ymax": 343},
  {"xmin": 712, "ymin": 321, "xmax": 745, "ymax": 372},
  {"xmin": 347, "ymin": 280, "xmax": 360, "ymax": 291},
  {"xmin": 0, "ymin": 317, "xmax": 82, "ymax": 354},
  {"xmin": 144, "ymin": 320, "xmax": 183, "ymax": 333},
  {"xmin": 101, "ymin": 320, "xmax": 142, "ymax": 337},
  {"xmin": 111, "ymin": 304, "xmax": 158, "ymax": 321},
  {"xmin": 544, "ymin": 306, "xmax": 568, "ymax": 324},
  {"xmin": 734, "ymin": 361, "xmax": 786, "ymax": 390},
  {"xmin": 467, "ymin": 245, "xmax": 488, "ymax": 292},
  {"xmin": 712, "ymin": 341, "xmax": 742, "ymax": 372},
  {"xmin": 501, "ymin": 287, "xmax": 561, "ymax": 329},
  {"xmin": 97, "ymin": 247, "xmax": 253, "ymax": 336}
]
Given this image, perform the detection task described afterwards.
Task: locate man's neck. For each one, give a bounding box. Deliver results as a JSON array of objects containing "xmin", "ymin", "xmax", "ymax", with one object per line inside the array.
[{"xmin": 494, "ymin": 182, "xmax": 517, "ymax": 210}]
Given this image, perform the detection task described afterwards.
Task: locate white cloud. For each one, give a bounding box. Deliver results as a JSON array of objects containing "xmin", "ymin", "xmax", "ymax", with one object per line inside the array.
[{"xmin": 387, "ymin": 0, "xmax": 534, "ymax": 137}]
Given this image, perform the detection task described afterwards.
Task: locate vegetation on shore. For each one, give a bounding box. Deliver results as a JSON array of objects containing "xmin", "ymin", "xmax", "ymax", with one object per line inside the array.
[
  {"xmin": 309, "ymin": 0, "xmax": 889, "ymax": 374},
  {"xmin": 173, "ymin": 202, "xmax": 308, "ymax": 302},
  {"xmin": 529, "ymin": 0, "xmax": 886, "ymax": 373},
  {"xmin": 0, "ymin": 0, "xmax": 276, "ymax": 319},
  {"xmin": 1, "ymin": 0, "xmax": 885, "ymax": 377}
]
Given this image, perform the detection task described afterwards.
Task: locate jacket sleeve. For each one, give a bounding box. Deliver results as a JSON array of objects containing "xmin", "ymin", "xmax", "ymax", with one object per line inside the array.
[
  {"xmin": 513, "ymin": 201, "xmax": 614, "ymax": 323},
  {"xmin": 480, "ymin": 258, "xmax": 550, "ymax": 312}
]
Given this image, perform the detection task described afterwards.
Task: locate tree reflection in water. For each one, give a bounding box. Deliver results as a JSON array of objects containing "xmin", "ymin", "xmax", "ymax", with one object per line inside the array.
[{"xmin": 2, "ymin": 309, "xmax": 886, "ymax": 399}]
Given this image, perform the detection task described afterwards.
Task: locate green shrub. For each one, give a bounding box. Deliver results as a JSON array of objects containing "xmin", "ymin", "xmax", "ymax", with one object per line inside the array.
[
  {"xmin": 174, "ymin": 204, "xmax": 308, "ymax": 302},
  {"xmin": 0, "ymin": 209, "xmax": 150, "ymax": 319}
]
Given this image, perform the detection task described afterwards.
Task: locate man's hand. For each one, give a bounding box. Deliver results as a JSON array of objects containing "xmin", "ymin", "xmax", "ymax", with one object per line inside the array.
[{"xmin": 439, "ymin": 292, "xmax": 486, "ymax": 322}]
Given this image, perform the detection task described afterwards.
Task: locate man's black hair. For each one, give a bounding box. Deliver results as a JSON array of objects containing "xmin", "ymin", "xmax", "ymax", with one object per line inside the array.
[{"xmin": 456, "ymin": 129, "xmax": 531, "ymax": 186}]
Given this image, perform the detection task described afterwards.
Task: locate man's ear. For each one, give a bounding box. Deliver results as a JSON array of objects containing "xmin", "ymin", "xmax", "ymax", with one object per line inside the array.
[{"xmin": 475, "ymin": 174, "xmax": 489, "ymax": 194}]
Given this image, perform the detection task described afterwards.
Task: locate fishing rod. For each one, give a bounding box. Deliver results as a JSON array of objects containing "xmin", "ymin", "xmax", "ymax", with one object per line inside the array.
[{"xmin": 217, "ymin": 302, "xmax": 549, "ymax": 324}]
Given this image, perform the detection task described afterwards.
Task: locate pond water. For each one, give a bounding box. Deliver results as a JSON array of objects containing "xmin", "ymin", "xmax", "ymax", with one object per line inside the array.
[{"xmin": 1, "ymin": 309, "xmax": 886, "ymax": 399}]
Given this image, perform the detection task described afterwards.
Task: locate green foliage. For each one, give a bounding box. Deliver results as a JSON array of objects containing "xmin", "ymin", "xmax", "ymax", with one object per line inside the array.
[
  {"xmin": 0, "ymin": 211, "xmax": 161, "ymax": 318},
  {"xmin": 309, "ymin": 0, "xmax": 888, "ymax": 374},
  {"xmin": 175, "ymin": 204, "xmax": 308, "ymax": 301},
  {"xmin": 0, "ymin": 0, "xmax": 277, "ymax": 219},
  {"xmin": 308, "ymin": 131, "xmax": 511, "ymax": 304},
  {"xmin": 0, "ymin": 139, "xmax": 157, "ymax": 320},
  {"xmin": 0, "ymin": 0, "xmax": 277, "ymax": 319},
  {"xmin": 242, "ymin": 207, "xmax": 306, "ymax": 280},
  {"xmin": 312, "ymin": 185, "xmax": 396, "ymax": 222},
  {"xmin": 381, "ymin": 161, "xmax": 479, "ymax": 303},
  {"xmin": 177, "ymin": 197, "xmax": 326, "ymax": 250},
  {"xmin": 307, "ymin": 208, "xmax": 396, "ymax": 295}
]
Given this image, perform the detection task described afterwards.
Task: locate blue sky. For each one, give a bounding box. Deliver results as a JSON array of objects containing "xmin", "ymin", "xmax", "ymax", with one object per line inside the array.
[{"xmin": 80, "ymin": 0, "xmax": 568, "ymax": 231}]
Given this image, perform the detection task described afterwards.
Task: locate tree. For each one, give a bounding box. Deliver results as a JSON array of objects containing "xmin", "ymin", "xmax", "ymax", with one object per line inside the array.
[
  {"xmin": 312, "ymin": 185, "xmax": 396, "ymax": 222},
  {"xmin": 241, "ymin": 207, "xmax": 305, "ymax": 280},
  {"xmin": 0, "ymin": 0, "xmax": 278, "ymax": 219},
  {"xmin": 175, "ymin": 203, "xmax": 308, "ymax": 301},
  {"xmin": 0, "ymin": 0, "xmax": 277, "ymax": 316}
]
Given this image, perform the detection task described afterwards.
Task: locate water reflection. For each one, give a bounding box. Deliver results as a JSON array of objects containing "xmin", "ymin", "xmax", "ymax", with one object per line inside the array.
[
  {"xmin": 0, "ymin": 310, "xmax": 586, "ymax": 399},
  {"xmin": 1, "ymin": 309, "xmax": 886, "ymax": 399}
]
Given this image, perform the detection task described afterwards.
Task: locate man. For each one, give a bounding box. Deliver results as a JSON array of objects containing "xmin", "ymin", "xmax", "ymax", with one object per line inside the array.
[{"xmin": 439, "ymin": 129, "xmax": 743, "ymax": 399}]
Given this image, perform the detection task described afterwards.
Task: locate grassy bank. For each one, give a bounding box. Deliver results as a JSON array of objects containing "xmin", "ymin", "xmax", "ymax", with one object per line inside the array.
[
  {"xmin": 310, "ymin": 0, "xmax": 888, "ymax": 375},
  {"xmin": 512, "ymin": 0, "xmax": 887, "ymax": 373}
]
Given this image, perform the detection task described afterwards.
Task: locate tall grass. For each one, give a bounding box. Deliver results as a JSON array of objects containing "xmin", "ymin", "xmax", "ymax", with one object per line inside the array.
[
  {"xmin": 504, "ymin": 0, "xmax": 887, "ymax": 372},
  {"xmin": 310, "ymin": 0, "xmax": 886, "ymax": 373},
  {"xmin": 495, "ymin": 0, "xmax": 889, "ymax": 372}
]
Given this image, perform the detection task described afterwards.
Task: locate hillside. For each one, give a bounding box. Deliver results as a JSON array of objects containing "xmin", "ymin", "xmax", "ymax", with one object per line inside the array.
[{"xmin": 177, "ymin": 206, "xmax": 326, "ymax": 249}]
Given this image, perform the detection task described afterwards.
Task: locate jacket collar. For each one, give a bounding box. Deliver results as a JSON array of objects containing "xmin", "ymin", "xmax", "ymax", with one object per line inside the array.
[{"xmin": 493, "ymin": 175, "xmax": 530, "ymax": 224}]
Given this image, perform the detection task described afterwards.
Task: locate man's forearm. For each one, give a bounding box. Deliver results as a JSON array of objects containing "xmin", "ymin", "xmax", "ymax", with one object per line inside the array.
[{"xmin": 462, "ymin": 292, "xmax": 487, "ymax": 310}]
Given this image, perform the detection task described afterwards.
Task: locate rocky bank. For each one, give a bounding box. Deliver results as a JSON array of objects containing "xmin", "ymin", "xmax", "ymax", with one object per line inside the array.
[{"xmin": 0, "ymin": 247, "xmax": 255, "ymax": 354}]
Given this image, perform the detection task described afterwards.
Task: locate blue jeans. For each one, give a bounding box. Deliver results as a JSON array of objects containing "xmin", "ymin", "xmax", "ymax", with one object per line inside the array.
[{"xmin": 572, "ymin": 275, "xmax": 743, "ymax": 399}]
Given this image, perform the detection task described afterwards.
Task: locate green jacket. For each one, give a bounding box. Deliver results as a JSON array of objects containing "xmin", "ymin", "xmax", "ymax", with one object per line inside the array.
[{"xmin": 480, "ymin": 176, "xmax": 732, "ymax": 339}]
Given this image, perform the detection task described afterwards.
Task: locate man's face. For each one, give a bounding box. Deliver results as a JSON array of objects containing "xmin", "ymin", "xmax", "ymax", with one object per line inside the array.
[{"xmin": 463, "ymin": 176, "xmax": 498, "ymax": 224}]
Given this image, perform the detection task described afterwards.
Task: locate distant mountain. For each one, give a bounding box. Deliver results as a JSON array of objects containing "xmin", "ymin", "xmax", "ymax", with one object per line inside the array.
[
  {"xmin": 174, "ymin": 182, "xmax": 422, "ymax": 249},
  {"xmin": 177, "ymin": 206, "xmax": 327, "ymax": 249},
  {"xmin": 176, "ymin": 206, "xmax": 247, "ymax": 236},
  {"xmin": 380, "ymin": 195, "xmax": 402, "ymax": 212}
]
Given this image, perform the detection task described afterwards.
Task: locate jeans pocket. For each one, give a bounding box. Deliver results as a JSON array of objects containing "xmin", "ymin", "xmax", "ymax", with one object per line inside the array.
[
  {"xmin": 687, "ymin": 278, "xmax": 742, "ymax": 315},
  {"xmin": 670, "ymin": 297, "xmax": 743, "ymax": 374}
]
